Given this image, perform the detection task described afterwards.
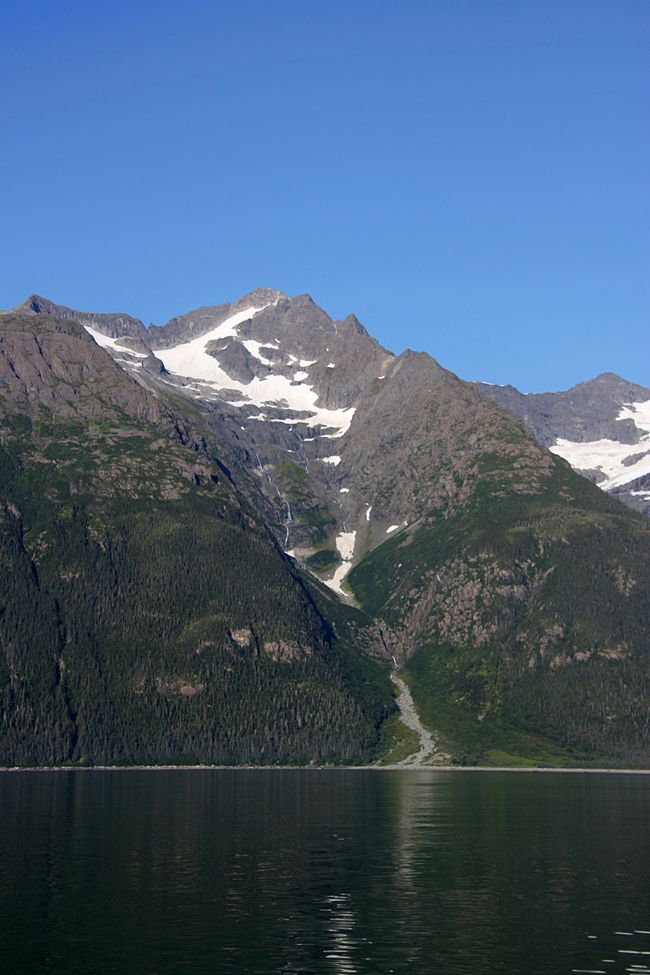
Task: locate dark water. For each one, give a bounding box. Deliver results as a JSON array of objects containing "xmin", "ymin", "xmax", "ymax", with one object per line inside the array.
[{"xmin": 0, "ymin": 770, "xmax": 649, "ymax": 975}]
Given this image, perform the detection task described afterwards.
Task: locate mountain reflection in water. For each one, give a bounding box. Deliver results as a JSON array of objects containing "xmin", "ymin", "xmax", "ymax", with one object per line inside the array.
[{"xmin": 0, "ymin": 769, "xmax": 648, "ymax": 975}]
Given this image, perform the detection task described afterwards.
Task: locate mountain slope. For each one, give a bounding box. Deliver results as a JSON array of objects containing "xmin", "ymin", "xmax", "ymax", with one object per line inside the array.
[
  {"xmin": 0, "ymin": 313, "xmax": 392, "ymax": 766},
  {"xmin": 475, "ymin": 374, "xmax": 650, "ymax": 517},
  {"xmin": 3, "ymin": 291, "xmax": 650, "ymax": 768}
]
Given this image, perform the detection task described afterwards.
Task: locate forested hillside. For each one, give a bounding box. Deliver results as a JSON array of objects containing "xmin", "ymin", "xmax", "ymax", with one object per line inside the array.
[
  {"xmin": 0, "ymin": 315, "xmax": 392, "ymax": 766},
  {"xmin": 349, "ymin": 439, "xmax": 650, "ymax": 767}
]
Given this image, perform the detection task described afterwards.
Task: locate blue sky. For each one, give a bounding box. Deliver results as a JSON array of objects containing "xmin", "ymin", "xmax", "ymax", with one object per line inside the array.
[{"xmin": 1, "ymin": 0, "xmax": 648, "ymax": 391}]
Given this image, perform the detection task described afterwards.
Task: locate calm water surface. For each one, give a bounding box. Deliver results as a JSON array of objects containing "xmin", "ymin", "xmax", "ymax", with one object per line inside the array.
[{"xmin": 0, "ymin": 769, "xmax": 648, "ymax": 974}]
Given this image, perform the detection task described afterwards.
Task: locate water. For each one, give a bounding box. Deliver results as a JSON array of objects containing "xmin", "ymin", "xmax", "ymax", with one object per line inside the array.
[{"xmin": 0, "ymin": 769, "xmax": 648, "ymax": 974}]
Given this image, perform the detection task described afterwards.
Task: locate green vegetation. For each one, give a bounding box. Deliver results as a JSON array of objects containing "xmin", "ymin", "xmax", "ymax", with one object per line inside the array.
[
  {"xmin": 375, "ymin": 711, "xmax": 420, "ymax": 764},
  {"xmin": 405, "ymin": 652, "xmax": 579, "ymax": 767},
  {"xmin": 306, "ymin": 548, "xmax": 341, "ymax": 572},
  {"xmin": 350, "ymin": 451, "xmax": 650, "ymax": 766},
  {"xmin": 3, "ymin": 313, "xmax": 650, "ymax": 769},
  {"xmin": 0, "ymin": 344, "xmax": 393, "ymax": 766},
  {"xmin": 275, "ymin": 460, "xmax": 337, "ymax": 545}
]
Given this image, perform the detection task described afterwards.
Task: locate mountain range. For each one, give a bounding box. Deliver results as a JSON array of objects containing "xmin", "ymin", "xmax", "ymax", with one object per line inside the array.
[{"xmin": 1, "ymin": 290, "xmax": 649, "ymax": 768}]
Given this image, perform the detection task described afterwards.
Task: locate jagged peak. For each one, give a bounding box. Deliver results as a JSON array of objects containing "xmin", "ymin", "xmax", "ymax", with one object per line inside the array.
[
  {"xmin": 335, "ymin": 313, "xmax": 368, "ymax": 337},
  {"xmin": 9, "ymin": 293, "xmax": 59, "ymax": 315},
  {"xmin": 233, "ymin": 287, "xmax": 287, "ymax": 309},
  {"xmin": 564, "ymin": 371, "xmax": 650, "ymax": 396}
]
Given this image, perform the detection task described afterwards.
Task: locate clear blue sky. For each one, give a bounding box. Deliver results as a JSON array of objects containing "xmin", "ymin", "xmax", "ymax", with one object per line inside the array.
[{"xmin": 1, "ymin": 0, "xmax": 648, "ymax": 391}]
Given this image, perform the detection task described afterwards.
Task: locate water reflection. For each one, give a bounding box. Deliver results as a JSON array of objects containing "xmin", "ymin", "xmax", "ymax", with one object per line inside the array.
[{"xmin": 0, "ymin": 770, "xmax": 648, "ymax": 974}]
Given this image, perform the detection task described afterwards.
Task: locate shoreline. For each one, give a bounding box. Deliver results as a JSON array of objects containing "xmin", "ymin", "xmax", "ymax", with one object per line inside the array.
[{"xmin": 1, "ymin": 763, "xmax": 649, "ymax": 774}]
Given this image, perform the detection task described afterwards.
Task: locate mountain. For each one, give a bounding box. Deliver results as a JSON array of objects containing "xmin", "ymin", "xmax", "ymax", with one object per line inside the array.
[
  {"xmin": 475, "ymin": 374, "xmax": 650, "ymax": 517},
  {"xmin": 0, "ymin": 311, "xmax": 392, "ymax": 766},
  {"xmin": 2, "ymin": 291, "xmax": 649, "ymax": 767}
]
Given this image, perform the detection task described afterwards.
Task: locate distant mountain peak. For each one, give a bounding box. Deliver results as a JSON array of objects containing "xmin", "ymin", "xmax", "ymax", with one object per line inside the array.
[
  {"xmin": 10, "ymin": 293, "xmax": 57, "ymax": 315},
  {"xmin": 233, "ymin": 287, "xmax": 287, "ymax": 308}
]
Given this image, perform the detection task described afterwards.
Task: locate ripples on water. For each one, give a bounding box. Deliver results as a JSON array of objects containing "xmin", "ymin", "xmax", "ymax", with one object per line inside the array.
[{"xmin": 0, "ymin": 769, "xmax": 648, "ymax": 974}]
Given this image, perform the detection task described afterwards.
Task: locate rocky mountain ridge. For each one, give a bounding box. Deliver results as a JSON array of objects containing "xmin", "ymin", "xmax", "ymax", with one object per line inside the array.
[
  {"xmin": 475, "ymin": 374, "xmax": 650, "ymax": 516},
  {"xmin": 10, "ymin": 290, "xmax": 648, "ymax": 588}
]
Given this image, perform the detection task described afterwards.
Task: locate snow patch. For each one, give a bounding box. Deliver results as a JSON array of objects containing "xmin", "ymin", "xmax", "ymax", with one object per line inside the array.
[
  {"xmin": 339, "ymin": 487, "xmax": 350, "ymax": 493},
  {"xmin": 155, "ymin": 306, "xmax": 355, "ymax": 435},
  {"xmin": 365, "ymin": 505, "xmax": 372, "ymax": 521},
  {"xmin": 601, "ymin": 454, "xmax": 650, "ymax": 491},
  {"xmin": 335, "ymin": 531, "xmax": 356, "ymax": 561},
  {"xmin": 549, "ymin": 400, "xmax": 650, "ymax": 493},
  {"xmin": 84, "ymin": 326, "xmax": 148, "ymax": 358},
  {"xmin": 618, "ymin": 399, "xmax": 650, "ymax": 435},
  {"xmin": 321, "ymin": 456, "xmax": 341, "ymax": 466},
  {"xmin": 323, "ymin": 530, "xmax": 357, "ymax": 596},
  {"xmin": 321, "ymin": 414, "xmax": 355, "ymax": 438},
  {"xmin": 156, "ymin": 304, "xmax": 269, "ymax": 379},
  {"xmin": 327, "ymin": 362, "xmax": 335, "ymax": 368},
  {"xmin": 386, "ymin": 524, "xmax": 399, "ymax": 534},
  {"xmin": 293, "ymin": 371, "xmax": 309, "ymax": 382},
  {"xmin": 241, "ymin": 339, "xmax": 274, "ymax": 366}
]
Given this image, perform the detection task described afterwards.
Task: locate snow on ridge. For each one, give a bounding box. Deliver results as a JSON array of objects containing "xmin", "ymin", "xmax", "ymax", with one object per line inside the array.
[
  {"xmin": 618, "ymin": 399, "xmax": 650, "ymax": 436},
  {"xmin": 84, "ymin": 326, "xmax": 148, "ymax": 358},
  {"xmin": 601, "ymin": 454, "xmax": 650, "ymax": 491},
  {"xmin": 549, "ymin": 401, "xmax": 650, "ymax": 493},
  {"xmin": 154, "ymin": 304, "xmax": 355, "ymax": 435},
  {"xmin": 547, "ymin": 399, "xmax": 650, "ymax": 492},
  {"xmin": 156, "ymin": 304, "xmax": 269, "ymax": 376},
  {"xmin": 87, "ymin": 303, "xmax": 360, "ymax": 438}
]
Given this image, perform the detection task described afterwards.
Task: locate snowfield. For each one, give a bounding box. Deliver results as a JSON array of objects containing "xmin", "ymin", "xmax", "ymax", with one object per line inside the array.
[
  {"xmin": 549, "ymin": 399, "xmax": 650, "ymax": 492},
  {"xmin": 150, "ymin": 306, "xmax": 356, "ymax": 435}
]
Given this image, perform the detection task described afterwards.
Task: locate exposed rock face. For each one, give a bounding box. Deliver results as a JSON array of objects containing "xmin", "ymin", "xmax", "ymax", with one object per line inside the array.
[
  {"xmin": 262, "ymin": 639, "xmax": 310, "ymax": 662},
  {"xmin": 475, "ymin": 373, "xmax": 650, "ymax": 516},
  {"xmin": 475, "ymin": 373, "xmax": 650, "ymax": 446},
  {"xmin": 0, "ymin": 314, "xmax": 165, "ymax": 424},
  {"xmin": 11, "ymin": 294, "xmax": 149, "ymax": 341}
]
